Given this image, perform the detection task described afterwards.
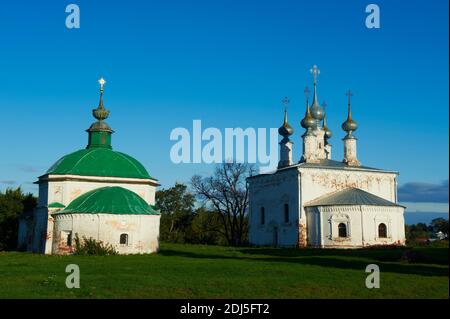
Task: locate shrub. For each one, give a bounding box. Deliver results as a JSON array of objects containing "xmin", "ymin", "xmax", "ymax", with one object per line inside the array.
[{"xmin": 73, "ymin": 234, "xmax": 117, "ymax": 256}]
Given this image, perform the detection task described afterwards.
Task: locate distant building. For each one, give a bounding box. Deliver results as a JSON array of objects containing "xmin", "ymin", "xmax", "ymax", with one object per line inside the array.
[
  {"xmin": 18, "ymin": 79, "xmax": 160, "ymax": 254},
  {"xmin": 248, "ymin": 66, "xmax": 406, "ymax": 248}
]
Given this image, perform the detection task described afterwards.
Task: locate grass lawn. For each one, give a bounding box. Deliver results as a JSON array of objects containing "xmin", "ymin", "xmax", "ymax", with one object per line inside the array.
[{"xmin": 0, "ymin": 242, "xmax": 448, "ymax": 298}]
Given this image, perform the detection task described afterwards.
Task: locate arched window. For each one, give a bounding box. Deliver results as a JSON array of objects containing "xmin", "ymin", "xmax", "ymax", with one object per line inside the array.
[
  {"xmin": 260, "ymin": 207, "xmax": 265, "ymax": 225},
  {"xmin": 378, "ymin": 223, "xmax": 387, "ymax": 238},
  {"xmin": 338, "ymin": 223, "xmax": 347, "ymax": 238},
  {"xmin": 120, "ymin": 233, "xmax": 128, "ymax": 245},
  {"xmin": 284, "ymin": 204, "xmax": 289, "ymax": 223}
]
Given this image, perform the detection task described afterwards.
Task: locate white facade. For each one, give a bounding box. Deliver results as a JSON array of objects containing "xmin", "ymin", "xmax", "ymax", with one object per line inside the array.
[
  {"xmin": 248, "ymin": 165, "xmax": 405, "ymax": 248},
  {"xmin": 27, "ymin": 174, "xmax": 160, "ymax": 255},
  {"xmin": 248, "ymin": 67, "xmax": 406, "ymax": 248},
  {"xmin": 52, "ymin": 213, "xmax": 160, "ymax": 254}
]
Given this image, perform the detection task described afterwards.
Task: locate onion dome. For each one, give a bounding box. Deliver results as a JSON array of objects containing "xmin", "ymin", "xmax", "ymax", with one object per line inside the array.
[
  {"xmin": 309, "ymin": 65, "xmax": 325, "ymax": 121},
  {"xmin": 342, "ymin": 90, "xmax": 358, "ymax": 134},
  {"xmin": 87, "ymin": 77, "xmax": 113, "ymax": 134},
  {"xmin": 278, "ymin": 108, "xmax": 294, "ymax": 137},
  {"xmin": 323, "ymin": 113, "xmax": 333, "ymax": 140},
  {"xmin": 301, "ymin": 98, "xmax": 316, "ymax": 130}
]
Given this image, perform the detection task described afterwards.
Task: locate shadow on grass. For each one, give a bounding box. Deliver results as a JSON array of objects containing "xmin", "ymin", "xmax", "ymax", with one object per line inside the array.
[
  {"xmin": 159, "ymin": 248, "xmax": 449, "ymax": 277},
  {"xmin": 239, "ymin": 247, "xmax": 449, "ymax": 265}
]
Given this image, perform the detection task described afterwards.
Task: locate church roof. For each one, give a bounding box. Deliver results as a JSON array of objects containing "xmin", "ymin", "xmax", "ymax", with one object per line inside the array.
[
  {"xmin": 47, "ymin": 202, "xmax": 66, "ymax": 208},
  {"xmin": 248, "ymin": 159, "xmax": 397, "ymax": 181},
  {"xmin": 55, "ymin": 186, "xmax": 160, "ymax": 215},
  {"xmin": 305, "ymin": 187, "xmax": 404, "ymax": 207},
  {"xmin": 46, "ymin": 148, "xmax": 155, "ymax": 180},
  {"xmin": 296, "ymin": 159, "xmax": 396, "ymax": 173}
]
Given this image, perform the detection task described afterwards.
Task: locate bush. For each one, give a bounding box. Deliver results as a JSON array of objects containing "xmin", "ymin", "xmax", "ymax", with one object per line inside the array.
[{"xmin": 73, "ymin": 234, "xmax": 117, "ymax": 255}]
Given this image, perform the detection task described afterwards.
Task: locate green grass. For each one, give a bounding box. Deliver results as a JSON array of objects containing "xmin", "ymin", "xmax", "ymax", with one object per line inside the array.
[{"xmin": 0, "ymin": 242, "xmax": 448, "ymax": 298}]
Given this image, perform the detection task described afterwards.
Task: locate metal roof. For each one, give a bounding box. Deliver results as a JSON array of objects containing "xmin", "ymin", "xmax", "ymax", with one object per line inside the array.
[
  {"xmin": 55, "ymin": 186, "xmax": 160, "ymax": 215},
  {"xmin": 305, "ymin": 187, "xmax": 404, "ymax": 207},
  {"xmin": 45, "ymin": 148, "xmax": 156, "ymax": 180},
  {"xmin": 296, "ymin": 159, "xmax": 396, "ymax": 173},
  {"xmin": 248, "ymin": 159, "xmax": 398, "ymax": 180}
]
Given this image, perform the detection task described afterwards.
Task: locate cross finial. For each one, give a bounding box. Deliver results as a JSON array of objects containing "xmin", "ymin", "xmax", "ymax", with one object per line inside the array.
[
  {"xmin": 346, "ymin": 89, "xmax": 353, "ymax": 104},
  {"xmin": 282, "ymin": 96, "xmax": 290, "ymax": 108},
  {"xmin": 310, "ymin": 65, "xmax": 320, "ymax": 84},
  {"xmin": 98, "ymin": 77, "xmax": 106, "ymax": 92},
  {"xmin": 304, "ymin": 87, "xmax": 310, "ymax": 97}
]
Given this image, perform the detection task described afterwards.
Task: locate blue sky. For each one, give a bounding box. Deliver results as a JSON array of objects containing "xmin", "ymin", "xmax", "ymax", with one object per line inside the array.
[{"xmin": 0, "ymin": 0, "xmax": 448, "ymax": 211}]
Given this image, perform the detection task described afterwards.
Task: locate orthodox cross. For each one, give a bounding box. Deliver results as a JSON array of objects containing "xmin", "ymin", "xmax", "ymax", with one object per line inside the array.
[
  {"xmin": 346, "ymin": 89, "xmax": 353, "ymax": 105},
  {"xmin": 98, "ymin": 77, "xmax": 106, "ymax": 92},
  {"xmin": 310, "ymin": 65, "xmax": 320, "ymax": 84}
]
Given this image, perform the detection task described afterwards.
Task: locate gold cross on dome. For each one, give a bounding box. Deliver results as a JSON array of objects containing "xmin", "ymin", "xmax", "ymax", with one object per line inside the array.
[
  {"xmin": 98, "ymin": 77, "xmax": 106, "ymax": 90},
  {"xmin": 282, "ymin": 96, "xmax": 290, "ymax": 106},
  {"xmin": 310, "ymin": 65, "xmax": 320, "ymax": 83}
]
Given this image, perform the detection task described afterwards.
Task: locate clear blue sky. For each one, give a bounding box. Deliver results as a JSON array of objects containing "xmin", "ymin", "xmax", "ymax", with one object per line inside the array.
[{"xmin": 0, "ymin": 0, "xmax": 448, "ymax": 206}]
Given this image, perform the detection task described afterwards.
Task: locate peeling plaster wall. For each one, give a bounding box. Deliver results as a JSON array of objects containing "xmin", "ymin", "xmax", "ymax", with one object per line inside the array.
[
  {"xmin": 248, "ymin": 165, "xmax": 403, "ymax": 248},
  {"xmin": 306, "ymin": 205, "xmax": 405, "ymax": 248},
  {"xmin": 40, "ymin": 179, "xmax": 156, "ymax": 208},
  {"xmin": 298, "ymin": 167, "xmax": 397, "ymax": 224},
  {"xmin": 52, "ymin": 213, "xmax": 160, "ymax": 254},
  {"xmin": 33, "ymin": 176, "xmax": 159, "ymax": 254}
]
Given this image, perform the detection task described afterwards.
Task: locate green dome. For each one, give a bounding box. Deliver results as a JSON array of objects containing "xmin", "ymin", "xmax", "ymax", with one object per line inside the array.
[
  {"xmin": 47, "ymin": 148, "xmax": 154, "ymax": 180},
  {"xmin": 57, "ymin": 186, "xmax": 160, "ymax": 215}
]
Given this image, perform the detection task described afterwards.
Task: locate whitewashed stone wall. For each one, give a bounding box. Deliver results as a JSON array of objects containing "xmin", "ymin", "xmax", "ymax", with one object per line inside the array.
[
  {"xmin": 52, "ymin": 213, "xmax": 160, "ymax": 254},
  {"xmin": 30, "ymin": 174, "xmax": 159, "ymax": 254},
  {"xmin": 248, "ymin": 168, "xmax": 300, "ymax": 247},
  {"xmin": 38, "ymin": 175, "xmax": 157, "ymax": 207},
  {"xmin": 248, "ymin": 165, "xmax": 403, "ymax": 248},
  {"xmin": 306, "ymin": 205, "xmax": 405, "ymax": 248}
]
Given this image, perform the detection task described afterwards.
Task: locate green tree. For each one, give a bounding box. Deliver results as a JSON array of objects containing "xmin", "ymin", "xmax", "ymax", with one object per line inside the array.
[
  {"xmin": 0, "ymin": 188, "xmax": 37, "ymax": 251},
  {"xmin": 190, "ymin": 207, "xmax": 226, "ymax": 245},
  {"xmin": 430, "ymin": 218, "xmax": 449, "ymax": 234},
  {"xmin": 155, "ymin": 183, "xmax": 195, "ymax": 243}
]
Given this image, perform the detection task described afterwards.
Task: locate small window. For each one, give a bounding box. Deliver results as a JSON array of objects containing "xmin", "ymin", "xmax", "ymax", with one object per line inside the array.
[
  {"xmin": 378, "ymin": 223, "xmax": 387, "ymax": 238},
  {"xmin": 284, "ymin": 204, "xmax": 289, "ymax": 223},
  {"xmin": 338, "ymin": 223, "xmax": 347, "ymax": 238},
  {"xmin": 67, "ymin": 232, "xmax": 72, "ymax": 247},
  {"xmin": 260, "ymin": 207, "xmax": 265, "ymax": 225},
  {"xmin": 120, "ymin": 233, "xmax": 128, "ymax": 245}
]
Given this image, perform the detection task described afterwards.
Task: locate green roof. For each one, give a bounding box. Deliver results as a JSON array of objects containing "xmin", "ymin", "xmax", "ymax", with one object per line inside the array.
[
  {"xmin": 46, "ymin": 148, "xmax": 155, "ymax": 180},
  {"xmin": 56, "ymin": 186, "xmax": 160, "ymax": 215},
  {"xmin": 47, "ymin": 202, "xmax": 66, "ymax": 208},
  {"xmin": 305, "ymin": 188, "xmax": 404, "ymax": 208}
]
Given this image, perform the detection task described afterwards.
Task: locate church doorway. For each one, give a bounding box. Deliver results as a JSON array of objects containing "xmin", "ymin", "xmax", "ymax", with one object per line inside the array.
[{"xmin": 273, "ymin": 227, "xmax": 278, "ymax": 247}]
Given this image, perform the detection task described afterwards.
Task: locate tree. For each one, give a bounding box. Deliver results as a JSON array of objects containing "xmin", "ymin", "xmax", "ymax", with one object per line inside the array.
[
  {"xmin": 155, "ymin": 183, "xmax": 195, "ymax": 243},
  {"xmin": 0, "ymin": 188, "xmax": 37, "ymax": 251},
  {"xmin": 190, "ymin": 207, "xmax": 226, "ymax": 245},
  {"xmin": 191, "ymin": 162, "xmax": 255, "ymax": 246},
  {"xmin": 430, "ymin": 218, "xmax": 449, "ymax": 234}
]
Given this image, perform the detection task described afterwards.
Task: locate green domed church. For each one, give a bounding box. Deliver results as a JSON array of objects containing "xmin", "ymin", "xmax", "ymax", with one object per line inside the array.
[{"xmin": 18, "ymin": 79, "xmax": 161, "ymax": 254}]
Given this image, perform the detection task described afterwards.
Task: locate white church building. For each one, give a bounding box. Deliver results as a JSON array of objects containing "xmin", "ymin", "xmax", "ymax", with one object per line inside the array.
[
  {"xmin": 18, "ymin": 79, "xmax": 160, "ymax": 255},
  {"xmin": 248, "ymin": 66, "xmax": 406, "ymax": 248}
]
